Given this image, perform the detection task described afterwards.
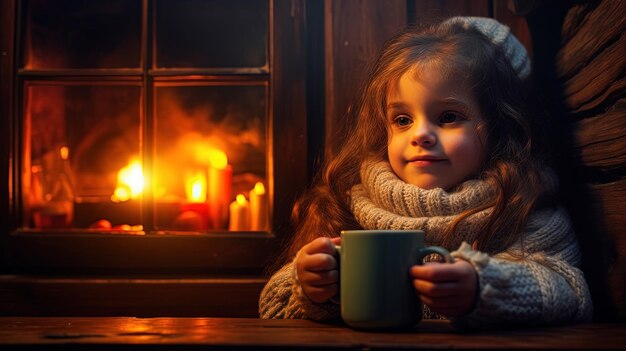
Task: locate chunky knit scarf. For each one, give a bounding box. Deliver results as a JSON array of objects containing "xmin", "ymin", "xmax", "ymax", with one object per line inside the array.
[
  {"xmin": 350, "ymin": 159, "xmax": 494, "ymax": 249},
  {"xmin": 259, "ymin": 159, "xmax": 592, "ymax": 327}
]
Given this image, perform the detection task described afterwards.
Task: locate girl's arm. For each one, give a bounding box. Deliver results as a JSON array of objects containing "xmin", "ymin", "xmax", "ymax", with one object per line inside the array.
[
  {"xmin": 449, "ymin": 207, "xmax": 593, "ymax": 329},
  {"xmin": 258, "ymin": 259, "xmax": 340, "ymax": 320}
]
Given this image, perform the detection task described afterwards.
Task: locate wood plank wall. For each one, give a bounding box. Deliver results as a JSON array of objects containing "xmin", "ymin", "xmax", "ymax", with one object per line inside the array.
[
  {"xmin": 324, "ymin": 0, "xmax": 625, "ymax": 321},
  {"xmin": 324, "ymin": 0, "xmax": 532, "ymax": 155},
  {"xmin": 324, "ymin": 0, "xmax": 407, "ymax": 155},
  {"xmin": 524, "ymin": 0, "xmax": 626, "ymax": 321},
  {"xmin": 566, "ymin": 1, "xmax": 626, "ymax": 321}
]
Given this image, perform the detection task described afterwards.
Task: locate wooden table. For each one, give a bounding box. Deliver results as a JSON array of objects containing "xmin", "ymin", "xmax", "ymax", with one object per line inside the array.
[{"xmin": 0, "ymin": 317, "xmax": 624, "ymax": 350}]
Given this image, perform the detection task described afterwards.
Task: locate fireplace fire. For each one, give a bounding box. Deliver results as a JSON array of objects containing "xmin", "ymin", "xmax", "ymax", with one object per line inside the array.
[{"xmin": 24, "ymin": 85, "xmax": 269, "ymax": 233}]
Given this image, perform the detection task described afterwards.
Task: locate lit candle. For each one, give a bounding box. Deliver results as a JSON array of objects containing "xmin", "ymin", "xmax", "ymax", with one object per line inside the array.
[
  {"xmin": 229, "ymin": 194, "xmax": 250, "ymax": 231},
  {"xmin": 179, "ymin": 171, "xmax": 209, "ymax": 230},
  {"xmin": 185, "ymin": 172, "xmax": 207, "ymax": 203},
  {"xmin": 207, "ymin": 149, "xmax": 232, "ymax": 230},
  {"xmin": 249, "ymin": 182, "xmax": 268, "ymax": 231}
]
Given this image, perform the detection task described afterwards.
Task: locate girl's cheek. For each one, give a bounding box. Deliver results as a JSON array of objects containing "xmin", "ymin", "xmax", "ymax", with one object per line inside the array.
[{"xmin": 444, "ymin": 134, "xmax": 486, "ymax": 176}]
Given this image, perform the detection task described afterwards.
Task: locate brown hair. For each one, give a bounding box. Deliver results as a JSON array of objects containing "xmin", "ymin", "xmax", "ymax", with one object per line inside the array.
[{"xmin": 277, "ymin": 21, "xmax": 550, "ymax": 267}]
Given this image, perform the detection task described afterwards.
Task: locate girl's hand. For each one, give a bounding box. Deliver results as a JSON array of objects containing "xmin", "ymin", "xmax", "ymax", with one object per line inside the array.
[
  {"xmin": 295, "ymin": 237, "xmax": 341, "ymax": 303},
  {"xmin": 410, "ymin": 259, "xmax": 478, "ymax": 317}
]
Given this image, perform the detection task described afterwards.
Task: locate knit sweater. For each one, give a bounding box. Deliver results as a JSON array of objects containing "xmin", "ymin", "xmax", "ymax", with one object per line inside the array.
[{"xmin": 259, "ymin": 160, "xmax": 593, "ymax": 329}]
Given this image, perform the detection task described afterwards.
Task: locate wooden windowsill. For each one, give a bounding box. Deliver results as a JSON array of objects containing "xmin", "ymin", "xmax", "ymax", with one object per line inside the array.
[
  {"xmin": 0, "ymin": 275, "xmax": 268, "ymax": 317},
  {"xmin": 4, "ymin": 230, "xmax": 277, "ymax": 275}
]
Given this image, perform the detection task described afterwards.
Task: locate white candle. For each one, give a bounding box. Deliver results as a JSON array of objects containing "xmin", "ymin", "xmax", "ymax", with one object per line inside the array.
[
  {"xmin": 249, "ymin": 182, "xmax": 268, "ymax": 231},
  {"xmin": 229, "ymin": 194, "xmax": 250, "ymax": 231}
]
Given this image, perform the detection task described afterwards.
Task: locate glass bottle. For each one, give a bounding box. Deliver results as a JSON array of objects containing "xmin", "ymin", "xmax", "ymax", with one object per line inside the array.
[{"xmin": 35, "ymin": 146, "xmax": 75, "ymax": 228}]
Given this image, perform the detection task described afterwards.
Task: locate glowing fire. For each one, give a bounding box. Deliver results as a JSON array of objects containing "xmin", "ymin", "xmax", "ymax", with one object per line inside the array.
[
  {"xmin": 111, "ymin": 157, "xmax": 144, "ymax": 202},
  {"xmin": 185, "ymin": 173, "xmax": 207, "ymax": 202},
  {"xmin": 206, "ymin": 148, "xmax": 228, "ymax": 169},
  {"xmin": 110, "ymin": 145, "xmax": 229, "ymax": 204}
]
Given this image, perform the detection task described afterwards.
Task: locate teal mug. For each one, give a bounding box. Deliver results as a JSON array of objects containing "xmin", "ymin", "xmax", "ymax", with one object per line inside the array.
[{"xmin": 336, "ymin": 230, "xmax": 453, "ymax": 330}]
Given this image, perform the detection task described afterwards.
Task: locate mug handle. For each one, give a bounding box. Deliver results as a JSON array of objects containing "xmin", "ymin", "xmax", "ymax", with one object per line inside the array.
[
  {"xmin": 416, "ymin": 246, "xmax": 454, "ymax": 264},
  {"xmin": 330, "ymin": 245, "xmax": 341, "ymax": 305}
]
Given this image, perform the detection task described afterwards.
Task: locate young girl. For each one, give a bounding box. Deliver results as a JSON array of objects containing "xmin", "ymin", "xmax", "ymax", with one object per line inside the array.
[{"xmin": 259, "ymin": 16, "xmax": 592, "ymax": 329}]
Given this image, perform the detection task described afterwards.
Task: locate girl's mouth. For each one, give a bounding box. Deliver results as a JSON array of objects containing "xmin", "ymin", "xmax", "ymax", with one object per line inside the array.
[
  {"xmin": 409, "ymin": 159, "xmax": 445, "ymax": 167},
  {"xmin": 407, "ymin": 157, "xmax": 446, "ymax": 167}
]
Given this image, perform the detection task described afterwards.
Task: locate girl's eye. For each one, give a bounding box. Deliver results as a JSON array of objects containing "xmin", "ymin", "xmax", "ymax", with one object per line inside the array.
[
  {"xmin": 439, "ymin": 112, "xmax": 462, "ymax": 124},
  {"xmin": 394, "ymin": 115, "xmax": 412, "ymax": 127}
]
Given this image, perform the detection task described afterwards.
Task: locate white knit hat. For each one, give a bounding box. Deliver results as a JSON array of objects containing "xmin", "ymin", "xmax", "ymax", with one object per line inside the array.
[{"xmin": 445, "ymin": 16, "xmax": 531, "ymax": 79}]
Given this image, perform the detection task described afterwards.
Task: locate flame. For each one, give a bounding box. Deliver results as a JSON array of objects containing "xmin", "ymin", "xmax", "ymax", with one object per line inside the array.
[
  {"xmin": 209, "ymin": 149, "xmax": 228, "ymax": 169},
  {"xmin": 60, "ymin": 146, "xmax": 69, "ymax": 160},
  {"xmin": 186, "ymin": 173, "xmax": 207, "ymax": 202},
  {"xmin": 253, "ymin": 182, "xmax": 265, "ymax": 195},
  {"xmin": 236, "ymin": 194, "xmax": 248, "ymax": 205},
  {"xmin": 111, "ymin": 157, "xmax": 144, "ymax": 202}
]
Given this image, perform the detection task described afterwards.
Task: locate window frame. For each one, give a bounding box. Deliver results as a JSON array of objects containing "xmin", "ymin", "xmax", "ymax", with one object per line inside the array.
[{"xmin": 0, "ymin": 0, "xmax": 309, "ymax": 276}]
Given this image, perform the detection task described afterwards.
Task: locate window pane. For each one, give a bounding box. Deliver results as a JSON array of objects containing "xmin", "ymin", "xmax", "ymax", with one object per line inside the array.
[
  {"xmin": 23, "ymin": 83, "xmax": 141, "ymax": 229},
  {"xmin": 155, "ymin": 0, "xmax": 268, "ymax": 69},
  {"xmin": 23, "ymin": 0, "xmax": 142, "ymax": 69},
  {"xmin": 154, "ymin": 84, "xmax": 268, "ymax": 232}
]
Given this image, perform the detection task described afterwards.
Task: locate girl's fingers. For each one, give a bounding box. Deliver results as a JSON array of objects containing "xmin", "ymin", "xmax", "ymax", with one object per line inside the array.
[
  {"xmin": 300, "ymin": 253, "xmax": 338, "ymax": 271},
  {"xmin": 299, "ymin": 269, "xmax": 339, "ymax": 286},
  {"xmin": 410, "ymin": 260, "xmax": 476, "ymax": 282},
  {"xmin": 303, "ymin": 284, "xmax": 338, "ymax": 303},
  {"xmin": 413, "ymin": 279, "xmax": 459, "ymax": 297},
  {"xmin": 303, "ymin": 237, "xmax": 338, "ymax": 255},
  {"xmin": 410, "ymin": 263, "xmax": 462, "ymax": 281}
]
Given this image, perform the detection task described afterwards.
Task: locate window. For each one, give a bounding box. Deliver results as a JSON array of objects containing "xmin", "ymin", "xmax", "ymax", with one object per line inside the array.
[{"xmin": 2, "ymin": 0, "xmax": 309, "ymax": 275}]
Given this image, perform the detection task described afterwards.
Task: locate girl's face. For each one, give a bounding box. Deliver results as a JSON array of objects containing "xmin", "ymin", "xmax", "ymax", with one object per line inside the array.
[{"xmin": 386, "ymin": 70, "xmax": 486, "ymax": 190}]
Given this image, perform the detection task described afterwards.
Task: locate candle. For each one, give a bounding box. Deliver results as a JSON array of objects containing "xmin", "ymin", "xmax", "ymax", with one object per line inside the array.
[
  {"xmin": 229, "ymin": 194, "xmax": 250, "ymax": 231},
  {"xmin": 207, "ymin": 150, "xmax": 232, "ymax": 230},
  {"xmin": 249, "ymin": 182, "xmax": 268, "ymax": 231},
  {"xmin": 175, "ymin": 171, "xmax": 210, "ymax": 230},
  {"xmin": 185, "ymin": 171, "xmax": 207, "ymax": 203}
]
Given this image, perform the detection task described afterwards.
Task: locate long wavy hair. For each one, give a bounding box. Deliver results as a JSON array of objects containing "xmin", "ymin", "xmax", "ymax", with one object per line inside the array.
[{"xmin": 277, "ymin": 21, "xmax": 550, "ymax": 267}]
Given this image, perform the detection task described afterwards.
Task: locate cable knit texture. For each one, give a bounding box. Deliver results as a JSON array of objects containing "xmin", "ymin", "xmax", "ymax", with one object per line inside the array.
[{"xmin": 259, "ymin": 160, "xmax": 593, "ymax": 329}]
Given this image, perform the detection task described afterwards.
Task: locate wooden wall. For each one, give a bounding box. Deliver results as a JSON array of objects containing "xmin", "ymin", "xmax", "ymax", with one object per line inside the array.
[
  {"xmin": 324, "ymin": 0, "xmax": 407, "ymax": 155},
  {"xmin": 524, "ymin": 0, "xmax": 626, "ymax": 320},
  {"xmin": 324, "ymin": 0, "xmax": 532, "ymax": 155}
]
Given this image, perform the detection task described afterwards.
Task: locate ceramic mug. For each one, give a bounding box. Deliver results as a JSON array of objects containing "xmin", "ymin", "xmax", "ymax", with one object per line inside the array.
[{"xmin": 336, "ymin": 230, "xmax": 453, "ymax": 330}]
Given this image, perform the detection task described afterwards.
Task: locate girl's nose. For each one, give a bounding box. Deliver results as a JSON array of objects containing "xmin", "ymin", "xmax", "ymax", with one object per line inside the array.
[{"xmin": 410, "ymin": 125, "xmax": 437, "ymax": 147}]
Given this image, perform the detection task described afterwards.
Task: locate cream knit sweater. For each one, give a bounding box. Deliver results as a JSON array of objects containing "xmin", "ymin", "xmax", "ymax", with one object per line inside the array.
[{"xmin": 259, "ymin": 160, "xmax": 593, "ymax": 329}]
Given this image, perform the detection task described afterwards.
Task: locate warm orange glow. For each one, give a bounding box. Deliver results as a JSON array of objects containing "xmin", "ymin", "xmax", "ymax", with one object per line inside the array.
[
  {"xmin": 229, "ymin": 193, "xmax": 250, "ymax": 231},
  {"xmin": 112, "ymin": 186, "xmax": 130, "ymax": 202},
  {"xmin": 253, "ymin": 182, "xmax": 265, "ymax": 195},
  {"xmin": 186, "ymin": 173, "xmax": 207, "ymax": 202},
  {"xmin": 236, "ymin": 194, "xmax": 247, "ymax": 205},
  {"xmin": 111, "ymin": 157, "xmax": 144, "ymax": 202},
  {"xmin": 205, "ymin": 146, "xmax": 232, "ymax": 229},
  {"xmin": 207, "ymin": 148, "xmax": 228, "ymax": 169},
  {"xmin": 249, "ymin": 182, "xmax": 268, "ymax": 231},
  {"xmin": 60, "ymin": 146, "xmax": 69, "ymax": 160}
]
